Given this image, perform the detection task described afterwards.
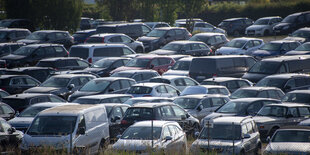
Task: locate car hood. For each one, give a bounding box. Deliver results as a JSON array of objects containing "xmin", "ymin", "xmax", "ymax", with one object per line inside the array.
[
  {"xmin": 253, "ymin": 116, "xmax": 277, "ymax": 124},
  {"xmin": 216, "ymin": 47, "xmax": 240, "ymax": 54},
  {"xmin": 9, "ymin": 117, "xmax": 34, "ymax": 126},
  {"xmin": 113, "ymin": 139, "xmax": 161, "ymax": 151},
  {"xmin": 163, "ymin": 70, "xmax": 189, "ymax": 76},
  {"xmin": 285, "ymin": 50, "xmax": 310, "ymax": 55},
  {"xmin": 242, "ymin": 72, "xmax": 268, "ymax": 83},
  {"xmin": 246, "ymin": 25, "xmax": 267, "ymax": 30},
  {"xmin": 23, "ymin": 134, "xmax": 71, "ymax": 149},
  {"xmin": 284, "ymin": 36, "xmax": 306, "ymax": 43},
  {"xmin": 137, "ymin": 36, "xmax": 160, "ymax": 42},
  {"xmin": 17, "ymin": 39, "xmax": 41, "ymax": 44},
  {"xmin": 24, "ymin": 87, "xmax": 61, "ymax": 93},
  {"xmin": 1, "ymin": 54, "xmax": 26, "ymax": 60},
  {"xmin": 150, "ymin": 49, "xmax": 176, "ymax": 55},
  {"xmin": 266, "ymin": 142, "xmax": 310, "ymax": 154}
]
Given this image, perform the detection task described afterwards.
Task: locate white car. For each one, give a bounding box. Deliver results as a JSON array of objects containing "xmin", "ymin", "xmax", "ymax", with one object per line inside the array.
[
  {"xmin": 126, "ymin": 83, "xmax": 180, "ymax": 97},
  {"xmin": 149, "ymin": 75, "xmax": 199, "ymax": 91},
  {"xmin": 113, "ymin": 120, "xmax": 187, "ymax": 153},
  {"xmin": 245, "ymin": 16, "xmax": 282, "ymax": 36},
  {"xmin": 216, "ymin": 37, "xmax": 264, "ymax": 55}
]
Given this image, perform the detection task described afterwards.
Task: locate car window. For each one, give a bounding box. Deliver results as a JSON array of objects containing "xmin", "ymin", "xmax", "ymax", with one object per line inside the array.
[
  {"xmin": 201, "ymin": 99, "xmax": 212, "ymax": 108},
  {"xmin": 184, "ymin": 78, "xmax": 197, "ymax": 86},
  {"xmin": 142, "ymin": 25, "xmax": 151, "ymax": 35},
  {"xmin": 150, "ymin": 59, "xmax": 159, "ymax": 67},
  {"xmin": 132, "ymin": 74, "xmax": 143, "ymax": 82},
  {"xmin": 226, "ymin": 81, "xmax": 238, "ymax": 90},
  {"xmin": 247, "ymin": 102, "xmax": 263, "ymax": 115},
  {"xmin": 289, "ymin": 43, "xmax": 299, "ymax": 49},
  {"xmin": 167, "ymin": 30, "xmax": 176, "ymax": 36},
  {"xmin": 245, "ymin": 41, "xmax": 254, "ymax": 48},
  {"xmin": 54, "ymin": 46, "xmax": 65, "ymax": 53},
  {"xmin": 175, "ymin": 29, "xmax": 184, "ymax": 35},
  {"xmin": 246, "ymin": 122, "xmax": 254, "ymax": 134},
  {"xmin": 168, "ymin": 125, "xmax": 176, "ymax": 137},
  {"xmin": 171, "ymin": 105, "xmax": 186, "ymax": 117},
  {"xmin": 109, "ymin": 36, "xmax": 122, "ymax": 42},
  {"xmin": 111, "ymin": 107, "xmax": 123, "ymax": 119},
  {"xmin": 242, "ymin": 124, "xmax": 247, "ymax": 135},
  {"xmin": 160, "ymin": 106, "xmax": 175, "ymax": 117},
  {"xmin": 0, "ymin": 105, "xmax": 13, "ymax": 114},
  {"xmin": 79, "ymin": 77, "xmax": 90, "ymax": 85},
  {"xmin": 67, "ymin": 60, "xmax": 78, "ymax": 66},
  {"xmin": 287, "ymin": 107, "xmax": 299, "ymax": 117},
  {"xmin": 285, "ymin": 79, "xmax": 296, "ymax": 88},
  {"xmin": 70, "ymin": 78, "xmax": 81, "ymax": 86},
  {"xmin": 281, "ymin": 43, "xmax": 290, "ymax": 51},
  {"xmin": 257, "ymin": 91, "xmax": 268, "ymax": 98},
  {"xmin": 36, "ymin": 48, "xmax": 45, "ymax": 56},
  {"xmin": 24, "ymin": 78, "xmax": 39, "ymax": 86},
  {"xmin": 165, "ymin": 85, "xmax": 179, "ymax": 95},
  {"xmin": 49, "ymin": 96, "xmax": 64, "ymax": 102},
  {"xmin": 191, "ymin": 44, "xmax": 200, "ymax": 50},
  {"xmin": 158, "ymin": 58, "xmax": 171, "ymax": 65},
  {"xmin": 219, "ymin": 88, "xmax": 229, "ymax": 95},
  {"xmin": 143, "ymin": 73, "xmax": 157, "ymax": 80},
  {"xmin": 77, "ymin": 60, "xmax": 89, "ymax": 67},
  {"xmin": 207, "ymin": 37, "xmax": 216, "ymax": 45},
  {"xmin": 211, "ymin": 98, "xmax": 225, "ymax": 107},
  {"xmin": 110, "ymin": 81, "xmax": 121, "ymax": 90},
  {"xmin": 181, "ymin": 45, "xmax": 191, "ymax": 51},
  {"xmin": 123, "ymin": 48, "xmax": 134, "ymax": 55},
  {"xmin": 47, "ymin": 33, "xmax": 56, "ymax": 40},
  {"xmin": 162, "ymin": 126, "xmax": 172, "ymax": 138},
  {"xmin": 268, "ymin": 90, "xmax": 280, "ymax": 99},
  {"xmin": 156, "ymin": 85, "xmax": 167, "ymax": 93},
  {"xmin": 174, "ymin": 79, "xmax": 185, "ymax": 86},
  {"xmin": 45, "ymin": 47, "xmax": 55, "ymax": 55},
  {"xmin": 120, "ymin": 80, "xmax": 131, "ymax": 89},
  {"xmin": 121, "ymin": 36, "xmax": 132, "ymax": 43},
  {"xmin": 298, "ymin": 107, "xmax": 310, "ymax": 117},
  {"xmin": 253, "ymin": 40, "xmax": 262, "ymax": 46},
  {"xmin": 10, "ymin": 77, "xmax": 26, "ymax": 85},
  {"xmin": 238, "ymin": 80, "xmax": 250, "ymax": 88}
]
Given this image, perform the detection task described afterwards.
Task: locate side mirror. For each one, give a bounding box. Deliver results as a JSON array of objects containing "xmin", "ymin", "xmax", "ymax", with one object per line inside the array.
[
  {"xmin": 116, "ymin": 134, "xmax": 122, "ymax": 139},
  {"xmin": 181, "ymin": 115, "xmax": 187, "ymax": 120},
  {"xmin": 164, "ymin": 136, "xmax": 172, "ymax": 141},
  {"xmin": 67, "ymin": 84, "xmax": 75, "ymax": 90},
  {"xmin": 197, "ymin": 105, "xmax": 203, "ymax": 111},
  {"xmin": 194, "ymin": 131, "xmax": 200, "ymax": 138},
  {"xmin": 111, "ymin": 116, "xmax": 121, "ymax": 122},
  {"xmin": 243, "ymin": 134, "xmax": 251, "ymax": 139},
  {"xmin": 8, "ymin": 127, "xmax": 16, "ymax": 134},
  {"xmin": 176, "ymin": 90, "xmax": 180, "ymax": 96},
  {"xmin": 77, "ymin": 127, "xmax": 85, "ymax": 135},
  {"xmin": 266, "ymin": 136, "xmax": 271, "ymax": 143}
]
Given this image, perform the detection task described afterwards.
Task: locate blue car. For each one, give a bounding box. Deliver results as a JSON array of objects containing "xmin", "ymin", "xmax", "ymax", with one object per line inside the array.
[{"xmin": 252, "ymin": 40, "xmax": 300, "ymax": 58}]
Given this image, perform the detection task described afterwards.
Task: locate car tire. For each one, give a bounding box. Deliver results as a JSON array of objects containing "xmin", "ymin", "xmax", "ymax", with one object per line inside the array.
[
  {"xmin": 136, "ymin": 47, "xmax": 144, "ymax": 53},
  {"xmin": 263, "ymin": 30, "xmax": 269, "ymax": 36}
]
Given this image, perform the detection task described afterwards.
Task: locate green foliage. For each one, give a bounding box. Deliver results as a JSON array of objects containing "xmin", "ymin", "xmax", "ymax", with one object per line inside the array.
[{"xmin": 82, "ymin": 4, "xmax": 111, "ymax": 20}]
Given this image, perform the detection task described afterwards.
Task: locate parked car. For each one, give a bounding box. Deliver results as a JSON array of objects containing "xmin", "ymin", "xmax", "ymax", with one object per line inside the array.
[
  {"xmin": 174, "ymin": 18, "xmax": 203, "ymax": 28},
  {"xmin": 0, "ymin": 42, "xmax": 25, "ymax": 57},
  {"xmin": 218, "ymin": 18, "xmax": 254, "ymax": 36},
  {"xmin": 273, "ymin": 11, "xmax": 310, "ymax": 35},
  {"xmin": 111, "ymin": 55, "xmax": 175, "ymax": 75},
  {"xmin": 284, "ymin": 27, "xmax": 310, "ymax": 43},
  {"xmin": 96, "ymin": 23, "xmax": 151, "ymax": 39},
  {"xmin": 255, "ymin": 73, "xmax": 310, "ymax": 93},
  {"xmin": 0, "ymin": 102, "xmax": 15, "ymax": 121},
  {"xmin": 5, "ymin": 67, "xmax": 55, "ymax": 82},
  {"xmin": 24, "ymin": 74, "xmax": 96, "ymax": 99},
  {"xmin": 72, "ymin": 94, "xmax": 132, "ymax": 104},
  {"xmin": 0, "ymin": 90, "xmax": 9, "ymax": 101},
  {"xmin": 230, "ymin": 87, "xmax": 284, "ymax": 100},
  {"xmin": 0, "ymin": 28, "xmax": 31, "ymax": 43},
  {"xmin": 2, "ymin": 93, "xmax": 66, "ymax": 113},
  {"xmin": 215, "ymin": 37, "xmax": 264, "ymax": 55},
  {"xmin": 189, "ymin": 33, "xmax": 229, "ymax": 51},
  {"xmin": 126, "ymin": 83, "xmax": 180, "ymax": 97},
  {"xmin": 163, "ymin": 57, "xmax": 193, "ymax": 76},
  {"xmin": 123, "ymin": 97, "xmax": 173, "ymax": 106},
  {"xmin": 72, "ymin": 29, "xmax": 97, "ymax": 44},
  {"xmin": 145, "ymin": 22, "xmax": 170, "ymax": 29},
  {"xmin": 36, "ymin": 57, "xmax": 90, "ymax": 71},
  {"xmin": 121, "ymin": 102, "xmax": 199, "ymax": 135},
  {"xmin": 149, "ymin": 76, "xmax": 199, "ymax": 91},
  {"xmin": 254, "ymin": 103, "xmax": 310, "ymax": 140},
  {"xmin": 137, "ymin": 27, "xmax": 191, "ymax": 51},
  {"xmin": 191, "ymin": 116, "xmax": 261, "ymax": 154},
  {"xmin": 242, "ymin": 55, "xmax": 310, "ymax": 83},
  {"xmin": 21, "ymin": 104, "xmax": 110, "ymax": 154},
  {"xmin": 245, "ymin": 16, "xmax": 282, "ymax": 36},
  {"xmin": 150, "ymin": 41, "xmax": 212, "ymax": 56},
  {"xmin": 282, "ymin": 90, "xmax": 310, "ymax": 105},
  {"xmin": 251, "ymin": 40, "xmax": 300, "ymax": 58},
  {"xmin": 67, "ymin": 77, "xmax": 136, "ymax": 102},
  {"xmin": 113, "ymin": 121, "xmax": 187, "ymax": 153},
  {"xmin": 285, "ymin": 42, "xmax": 310, "ymax": 55},
  {"xmin": 189, "ymin": 55, "xmax": 257, "ymax": 82},
  {"xmin": 0, "ymin": 44, "xmax": 68, "ymax": 68},
  {"xmin": 0, "ymin": 74, "xmax": 40, "ymax": 94},
  {"xmin": 82, "ymin": 57, "xmax": 130, "ymax": 77},
  {"xmin": 180, "ymin": 85, "xmax": 230, "ymax": 96},
  {"xmin": 79, "ymin": 17, "xmax": 94, "ymax": 30},
  {"xmin": 193, "ymin": 22, "xmax": 226, "ymax": 34},
  {"xmin": 17, "ymin": 30, "xmax": 74, "ymax": 49},
  {"xmin": 264, "ymin": 126, "xmax": 310, "ymax": 154},
  {"xmin": 0, "ymin": 19, "xmax": 34, "ymax": 31},
  {"xmin": 111, "ymin": 70, "xmax": 159, "ymax": 83},
  {"xmin": 0, "ymin": 118, "xmax": 23, "ymax": 150},
  {"xmin": 201, "ymin": 77, "xmax": 253, "ymax": 93},
  {"xmin": 69, "ymin": 44, "xmax": 136, "ymax": 63},
  {"xmin": 174, "ymin": 94, "xmax": 230, "ymax": 120},
  {"xmin": 299, "ymin": 118, "xmax": 310, "ymax": 126},
  {"xmin": 85, "ymin": 33, "xmax": 145, "ymax": 53},
  {"xmin": 8, "ymin": 102, "xmax": 76, "ymax": 133}
]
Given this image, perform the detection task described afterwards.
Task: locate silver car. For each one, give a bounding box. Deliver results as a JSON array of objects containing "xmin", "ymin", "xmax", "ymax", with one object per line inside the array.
[
  {"xmin": 215, "ymin": 37, "xmax": 264, "ymax": 55},
  {"xmin": 112, "ymin": 120, "xmax": 187, "ymax": 153},
  {"xmin": 245, "ymin": 16, "xmax": 282, "ymax": 36}
]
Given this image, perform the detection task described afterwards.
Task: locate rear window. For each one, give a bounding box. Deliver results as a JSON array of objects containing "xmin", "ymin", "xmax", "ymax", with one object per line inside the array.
[
  {"xmin": 124, "ymin": 108, "xmax": 154, "ymax": 119},
  {"xmin": 96, "ymin": 26, "xmax": 116, "ymax": 33},
  {"xmin": 127, "ymin": 86, "xmax": 153, "ymax": 94},
  {"xmin": 36, "ymin": 61, "xmax": 55, "ymax": 68},
  {"xmin": 69, "ymin": 47, "xmax": 89, "ymax": 59},
  {"xmin": 93, "ymin": 47, "xmax": 122, "ymax": 57}
]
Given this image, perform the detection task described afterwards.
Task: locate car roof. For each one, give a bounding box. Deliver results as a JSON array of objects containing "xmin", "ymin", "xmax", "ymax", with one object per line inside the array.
[
  {"xmin": 231, "ymin": 37, "xmax": 263, "ymax": 41},
  {"xmin": 0, "ymin": 42, "xmax": 25, "ymax": 46},
  {"xmin": 136, "ymin": 54, "xmax": 173, "ymax": 59},
  {"xmin": 50, "ymin": 74, "xmax": 94, "ymax": 78},
  {"xmin": 152, "ymin": 75, "xmax": 189, "ymax": 80},
  {"xmin": 154, "ymin": 27, "xmax": 186, "ymax": 30},
  {"xmin": 129, "ymin": 97, "xmax": 172, "ymax": 101},
  {"xmin": 195, "ymin": 85, "xmax": 227, "ymax": 89},
  {"xmin": 204, "ymin": 77, "xmax": 248, "ymax": 82},
  {"xmin": 3, "ymin": 93, "xmax": 54, "ymax": 99},
  {"xmin": 263, "ymin": 73, "xmax": 310, "ymax": 79},
  {"xmin": 176, "ymin": 94, "xmax": 228, "ymax": 99},
  {"xmin": 90, "ymin": 33, "xmax": 127, "ymax": 37},
  {"xmin": 34, "ymin": 30, "xmax": 67, "ymax": 33},
  {"xmin": 197, "ymin": 55, "xmax": 254, "ymax": 59},
  {"xmin": 131, "ymin": 102, "xmax": 174, "ymax": 108},
  {"xmin": 0, "ymin": 74, "xmax": 32, "ymax": 79},
  {"xmin": 38, "ymin": 104, "xmax": 105, "ymax": 116},
  {"xmin": 168, "ymin": 40, "xmax": 205, "ymax": 44},
  {"xmin": 297, "ymin": 27, "xmax": 310, "ymax": 31},
  {"xmin": 261, "ymin": 55, "xmax": 310, "ymax": 62},
  {"xmin": 132, "ymin": 82, "xmax": 169, "ymax": 87},
  {"xmin": 94, "ymin": 77, "xmax": 134, "ymax": 81},
  {"xmin": 223, "ymin": 17, "xmax": 248, "ymax": 21},
  {"xmin": 72, "ymin": 43, "xmax": 128, "ymax": 48},
  {"xmin": 75, "ymin": 29, "xmax": 96, "ymax": 33},
  {"xmin": 0, "ymin": 28, "xmax": 29, "ymax": 31},
  {"xmin": 266, "ymin": 103, "xmax": 310, "ymax": 108},
  {"xmin": 131, "ymin": 120, "xmax": 179, "ymax": 128},
  {"xmin": 257, "ymin": 16, "xmax": 281, "ymax": 20},
  {"xmin": 9, "ymin": 66, "xmax": 53, "ymax": 71},
  {"xmin": 230, "ymin": 97, "xmax": 279, "ymax": 103},
  {"xmin": 23, "ymin": 44, "xmax": 63, "ymax": 48},
  {"xmin": 76, "ymin": 94, "xmax": 132, "ymax": 100},
  {"xmin": 194, "ymin": 32, "xmax": 225, "ymax": 36},
  {"xmin": 212, "ymin": 116, "xmax": 253, "ymax": 125},
  {"xmin": 237, "ymin": 86, "xmax": 280, "ymax": 91},
  {"xmin": 115, "ymin": 69, "xmax": 158, "ymax": 74},
  {"xmin": 29, "ymin": 102, "xmax": 75, "ymax": 107},
  {"xmin": 269, "ymin": 40, "xmax": 300, "ymax": 43},
  {"xmin": 286, "ymin": 89, "xmax": 310, "ymax": 94},
  {"xmin": 39, "ymin": 57, "xmax": 83, "ymax": 61}
]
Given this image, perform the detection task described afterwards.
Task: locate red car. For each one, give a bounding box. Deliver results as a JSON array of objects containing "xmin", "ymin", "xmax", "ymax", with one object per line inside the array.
[{"xmin": 111, "ymin": 55, "xmax": 175, "ymax": 75}]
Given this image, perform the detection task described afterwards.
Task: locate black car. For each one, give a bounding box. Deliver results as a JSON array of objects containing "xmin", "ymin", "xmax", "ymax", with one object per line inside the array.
[
  {"xmin": 189, "ymin": 32, "xmax": 229, "ymax": 51},
  {"xmin": 0, "ymin": 44, "xmax": 68, "ymax": 68},
  {"xmin": 0, "ymin": 19, "xmax": 35, "ymax": 31},
  {"xmin": 0, "ymin": 102, "xmax": 15, "ymax": 120},
  {"xmin": 121, "ymin": 102, "xmax": 199, "ymax": 135},
  {"xmin": 150, "ymin": 41, "xmax": 212, "ymax": 56},
  {"xmin": 273, "ymin": 11, "xmax": 310, "ymax": 35},
  {"xmin": 218, "ymin": 17, "xmax": 253, "ymax": 36},
  {"xmin": 137, "ymin": 27, "xmax": 191, "ymax": 51},
  {"xmin": 0, "ymin": 75, "xmax": 41, "ymax": 94},
  {"xmin": 5, "ymin": 67, "xmax": 55, "ymax": 82},
  {"xmin": 67, "ymin": 77, "xmax": 136, "ymax": 102},
  {"xmin": 2, "ymin": 93, "xmax": 66, "ymax": 112},
  {"xmin": 201, "ymin": 77, "xmax": 253, "ymax": 93},
  {"xmin": 0, "ymin": 28, "xmax": 31, "ymax": 43},
  {"xmin": 36, "ymin": 57, "xmax": 90, "ymax": 71},
  {"xmin": 284, "ymin": 27, "xmax": 310, "ymax": 43},
  {"xmin": 72, "ymin": 29, "xmax": 97, "ymax": 44},
  {"xmin": 0, "ymin": 42, "xmax": 25, "ymax": 57},
  {"xmin": 17, "ymin": 30, "xmax": 74, "ymax": 49}
]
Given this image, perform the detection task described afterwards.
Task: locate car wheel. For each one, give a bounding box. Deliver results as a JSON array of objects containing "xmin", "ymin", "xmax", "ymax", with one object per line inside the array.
[
  {"xmin": 233, "ymin": 31, "xmax": 240, "ymax": 37},
  {"xmin": 263, "ymin": 30, "xmax": 269, "ymax": 36},
  {"xmin": 135, "ymin": 47, "xmax": 144, "ymax": 53}
]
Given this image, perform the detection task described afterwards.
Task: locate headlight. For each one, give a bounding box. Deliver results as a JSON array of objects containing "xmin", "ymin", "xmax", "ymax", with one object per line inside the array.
[{"xmin": 283, "ymin": 26, "xmax": 289, "ymax": 30}]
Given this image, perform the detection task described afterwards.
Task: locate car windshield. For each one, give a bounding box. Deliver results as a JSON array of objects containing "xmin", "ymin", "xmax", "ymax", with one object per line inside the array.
[
  {"xmin": 248, "ymin": 61, "xmax": 281, "ymax": 74},
  {"xmin": 257, "ymin": 106, "xmax": 287, "ymax": 117},
  {"xmin": 173, "ymin": 98, "xmax": 201, "ymax": 109},
  {"xmin": 291, "ymin": 30, "xmax": 310, "ymax": 38},
  {"xmin": 110, "ymin": 72, "xmax": 133, "ymax": 78},
  {"xmin": 295, "ymin": 43, "xmax": 310, "ymax": 51},
  {"xmin": 124, "ymin": 108, "xmax": 154, "ymax": 119},
  {"xmin": 19, "ymin": 106, "xmax": 50, "ymax": 117},
  {"xmin": 91, "ymin": 59, "xmax": 113, "ymax": 68},
  {"xmin": 41, "ymin": 77, "xmax": 70, "ymax": 87},
  {"xmin": 79, "ymin": 80, "xmax": 110, "ymax": 92},
  {"xmin": 171, "ymin": 60, "xmax": 190, "ymax": 70},
  {"xmin": 199, "ymin": 124, "xmax": 241, "ymax": 140},
  {"xmin": 127, "ymin": 86, "xmax": 152, "ymax": 94},
  {"xmin": 121, "ymin": 127, "xmax": 162, "ymax": 140},
  {"xmin": 230, "ymin": 89, "xmax": 258, "ymax": 99},
  {"xmin": 259, "ymin": 43, "xmax": 281, "ymax": 51},
  {"xmin": 256, "ymin": 78, "xmax": 287, "ymax": 88},
  {"xmin": 224, "ymin": 39, "xmax": 247, "ymax": 48},
  {"xmin": 216, "ymin": 101, "xmax": 247, "ymax": 114},
  {"xmin": 282, "ymin": 93, "xmax": 310, "ymax": 103},
  {"xmin": 254, "ymin": 19, "xmax": 269, "ymax": 25},
  {"xmin": 272, "ymin": 130, "xmax": 310, "ymax": 142},
  {"xmin": 73, "ymin": 98, "xmax": 100, "ymax": 104},
  {"xmin": 189, "ymin": 35, "xmax": 208, "ymax": 43},
  {"xmin": 12, "ymin": 46, "xmax": 35, "ymax": 56},
  {"xmin": 181, "ymin": 86, "xmax": 207, "ymax": 96},
  {"xmin": 0, "ymin": 21, "xmax": 11, "ymax": 27},
  {"xmin": 162, "ymin": 43, "xmax": 183, "ymax": 52},
  {"xmin": 27, "ymin": 116, "xmax": 77, "ymax": 136},
  {"xmin": 282, "ymin": 14, "xmax": 297, "ymax": 23},
  {"xmin": 126, "ymin": 58, "xmax": 150, "ymax": 67},
  {"xmin": 0, "ymin": 31, "xmax": 8, "ymax": 39},
  {"xmin": 146, "ymin": 29, "xmax": 167, "ymax": 37},
  {"xmin": 25, "ymin": 32, "xmax": 48, "ymax": 40}
]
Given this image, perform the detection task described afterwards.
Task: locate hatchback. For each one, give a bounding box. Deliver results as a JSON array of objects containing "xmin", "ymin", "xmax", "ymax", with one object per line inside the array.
[
  {"xmin": 189, "ymin": 33, "xmax": 229, "ymax": 51},
  {"xmin": 193, "ymin": 22, "xmax": 226, "ymax": 34},
  {"xmin": 180, "ymin": 85, "xmax": 230, "ymax": 96},
  {"xmin": 230, "ymin": 87, "xmax": 284, "ymax": 100},
  {"xmin": 245, "ymin": 16, "xmax": 282, "ymax": 36},
  {"xmin": 163, "ymin": 57, "xmax": 193, "ymax": 76},
  {"xmin": 126, "ymin": 83, "xmax": 180, "ymax": 97},
  {"xmin": 72, "ymin": 29, "xmax": 97, "ymax": 44},
  {"xmin": 5, "ymin": 67, "xmax": 55, "ymax": 82},
  {"xmin": 149, "ymin": 75, "xmax": 199, "ymax": 91},
  {"xmin": 201, "ymin": 77, "xmax": 253, "ymax": 93},
  {"xmin": 72, "ymin": 94, "xmax": 132, "ymax": 104},
  {"xmin": 0, "ymin": 75, "xmax": 41, "ymax": 94},
  {"xmin": 0, "ymin": 28, "xmax": 31, "ymax": 43},
  {"xmin": 216, "ymin": 37, "xmax": 264, "ymax": 55}
]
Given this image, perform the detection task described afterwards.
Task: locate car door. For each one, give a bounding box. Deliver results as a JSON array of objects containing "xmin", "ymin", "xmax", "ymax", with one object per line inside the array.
[
  {"xmin": 120, "ymin": 36, "xmax": 135, "ymax": 49},
  {"xmin": 109, "ymin": 106, "xmax": 124, "ymax": 138},
  {"xmin": 241, "ymin": 123, "xmax": 252, "ymax": 152},
  {"xmin": 160, "ymin": 125, "xmax": 174, "ymax": 151},
  {"xmin": 165, "ymin": 85, "xmax": 180, "ymax": 97}
]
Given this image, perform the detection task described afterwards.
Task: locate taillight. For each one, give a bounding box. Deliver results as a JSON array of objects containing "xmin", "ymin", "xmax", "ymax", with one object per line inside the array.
[
  {"xmin": 84, "ymin": 38, "xmax": 89, "ymax": 43},
  {"xmin": 121, "ymin": 120, "xmax": 128, "ymax": 125},
  {"xmin": 212, "ymin": 73, "xmax": 217, "ymax": 77},
  {"xmin": 71, "ymin": 36, "xmax": 74, "ymax": 41},
  {"xmin": 88, "ymin": 58, "xmax": 92, "ymax": 63},
  {"xmin": 188, "ymin": 33, "xmax": 192, "ymax": 37},
  {"xmin": 102, "ymin": 37, "xmax": 105, "ymax": 43}
]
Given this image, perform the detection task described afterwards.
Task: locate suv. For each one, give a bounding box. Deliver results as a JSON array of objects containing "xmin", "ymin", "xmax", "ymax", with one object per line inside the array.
[
  {"xmin": 137, "ymin": 27, "xmax": 191, "ymax": 51},
  {"xmin": 191, "ymin": 116, "xmax": 261, "ymax": 155},
  {"xmin": 96, "ymin": 23, "xmax": 151, "ymax": 39},
  {"xmin": 0, "ymin": 42, "xmax": 25, "ymax": 57},
  {"xmin": 69, "ymin": 44, "xmax": 136, "ymax": 63},
  {"xmin": 189, "ymin": 55, "xmax": 257, "ymax": 82},
  {"xmin": 0, "ymin": 44, "xmax": 68, "ymax": 68},
  {"xmin": 36, "ymin": 57, "xmax": 90, "ymax": 71},
  {"xmin": 189, "ymin": 33, "xmax": 229, "ymax": 51},
  {"xmin": 0, "ymin": 28, "xmax": 31, "ymax": 43},
  {"xmin": 121, "ymin": 102, "xmax": 199, "ymax": 135},
  {"xmin": 218, "ymin": 18, "xmax": 254, "ymax": 36}
]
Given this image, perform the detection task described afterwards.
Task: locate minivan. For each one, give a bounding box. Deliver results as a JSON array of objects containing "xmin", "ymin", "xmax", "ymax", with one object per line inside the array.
[
  {"xmin": 189, "ymin": 55, "xmax": 257, "ymax": 82},
  {"xmin": 69, "ymin": 44, "xmax": 136, "ymax": 63},
  {"xmin": 21, "ymin": 104, "xmax": 110, "ymax": 154},
  {"xmin": 96, "ymin": 23, "xmax": 151, "ymax": 39}
]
